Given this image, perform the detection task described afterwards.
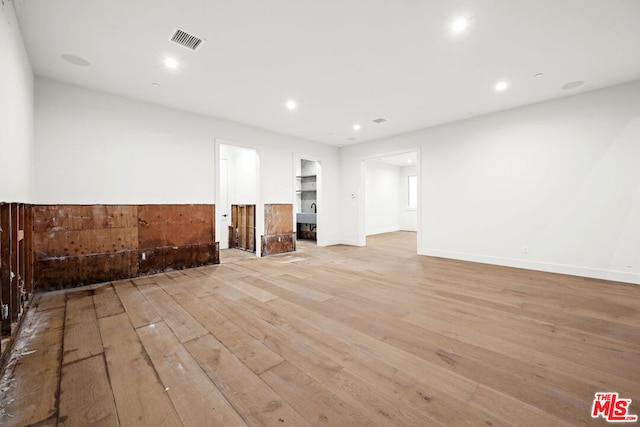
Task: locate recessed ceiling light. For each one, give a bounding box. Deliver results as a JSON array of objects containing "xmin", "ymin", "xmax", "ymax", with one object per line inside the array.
[
  {"xmin": 407, "ymin": 159, "xmax": 413, "ymax": 164},
  {"xmin": 151, "ymin": 82, "xmax": 160, "ymax": 87},
  {"xmin": 562, "ymin": 80, "xmax": 584, "ymax": 90},
  {"xmin": 286, "ymin": 100, "xmax": 297, "ymax": 110},
  {"xmin": 61, "ymin": 53, "xmax": 90, "ymax": 67},
  {"xmin": 372, "ymin": 117, "xmax": 387, "ymax": 124},
  {"xmin": 164, "ymin": 57, "xmax": 178, "ymax": 69},
  {"xmin": 353, "ymin": 124, "xmax": 361, "ymax": 131},
  {"xmin": 451, "ymin": 18, "xmax": 468, "ymax": 33},
  {"xmin": 495, "ymin": 81, "xmax": 508, "ymax": 92},
  {"xmin": 534, "ymin": 73, "xmax": 544, "ymax": 78}
]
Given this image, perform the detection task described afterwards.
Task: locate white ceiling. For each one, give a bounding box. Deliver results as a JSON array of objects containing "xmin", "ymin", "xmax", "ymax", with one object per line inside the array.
[
  {"xmin": 13, "ymin": 0, "xmax": 640, "ymax": 146},
  {"xmin": 372, "ymin": 152, "xmax": 418, "ymax": 167}
]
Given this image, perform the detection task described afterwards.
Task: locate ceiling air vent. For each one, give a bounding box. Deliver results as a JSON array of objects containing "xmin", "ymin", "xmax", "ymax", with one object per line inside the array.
[
  {"xmin": 372, "ymin": 117, "xmax": 387, "ymax": 124},
  {"xmin": 169, "ymin": 28, "xmax": 204, "ymax": 51}
]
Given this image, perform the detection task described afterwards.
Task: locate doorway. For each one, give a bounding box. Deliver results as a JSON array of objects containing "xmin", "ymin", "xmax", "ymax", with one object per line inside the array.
[
  {"xmin": 217, "ymin": 142, "xmax": 260, "ymax": 258},
  {"xmin": 363, "ymin": 150, "xmax": 419, "ymax": 251},
  {"xmin": 294, "ymin": 157, "xmax": 321, "ymax": 243}
]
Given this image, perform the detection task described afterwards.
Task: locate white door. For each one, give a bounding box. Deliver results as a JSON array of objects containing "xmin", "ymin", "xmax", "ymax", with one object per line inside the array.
[{"xmin": 219, "ymin": 158, "xmax": 229, "ymax": 249}]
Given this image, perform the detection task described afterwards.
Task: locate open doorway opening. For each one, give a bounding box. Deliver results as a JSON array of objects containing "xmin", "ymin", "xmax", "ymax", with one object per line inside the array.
[
  {"xmin": 294, "ymin": 158, "xmax": 321, "ymax": 244},
  {"xmin": 363, "ymin": 150, "xmax": 419, "ymax": 251},
  {"xmin": 218, "ymin": 143, "xmax": 259, "ymax": 262}
]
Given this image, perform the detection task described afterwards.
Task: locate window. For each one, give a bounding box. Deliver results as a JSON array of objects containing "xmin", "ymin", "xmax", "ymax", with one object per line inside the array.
[{"xmin": 408, "ymin": 175, "xmax": 417, "ymax": 209}]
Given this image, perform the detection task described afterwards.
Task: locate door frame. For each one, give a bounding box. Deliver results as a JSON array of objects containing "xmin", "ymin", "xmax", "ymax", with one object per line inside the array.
[
  {"xmin": 219, "ymin": 157, "xmax": 230, "ymax": 249},
  {"xmin": 360, "ymin": 147, "xmax": 422, "ymax": 254},
  {"xmin": 215, "ymin": 138, "xmax": 262, "ymax": 256},
  {"xmin": 293, "ymin": 153, "xmax": 323, "ymax": 245}
]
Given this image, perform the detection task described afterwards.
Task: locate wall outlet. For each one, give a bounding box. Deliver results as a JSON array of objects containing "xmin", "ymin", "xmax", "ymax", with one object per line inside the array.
[
  {"xmin": 141, "ymin": 252, "xmax": 146, "ymax": 261},
  {"xmin": 522, "ymin": 246, "xmax": 529, "ymax": 254}
]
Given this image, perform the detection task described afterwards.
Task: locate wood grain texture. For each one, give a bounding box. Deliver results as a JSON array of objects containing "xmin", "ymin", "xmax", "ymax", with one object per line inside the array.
[
  {"xmin": 63, "ymin": 290, "xmax": 103, "ymax": 365},
  {"xmin": 137, "ymin": 321, "xmax": 246, "ymax": 426},
  {"xmin": 92, "ymin": 283, "xmax": 125, "ymax": 318},
  {"xmin": 1, "ymin": 232, "xmax": 638, "ymax": 426},
  {"xmin": 184, "ymin": 333, "xmax": 309, "ymax": 426},
  {"xmin": 0, "ymin": 295, "xmax": 64, "ymax": 426},
  {"xmin": 32, "ymin": 204, "xmax": 219, "ymax": 289},
  {"xmin": 264, "ymin": 204, "xmax": 293, "ymax": 235},
  {"xmin": 114, "ymin": 280, "xmax": 162, "ymax": 329},
  {"xmin": 262, "ymin": 204, "xmax": 295, "ymax": 256},
  {"xmin": 99, "ymin": 313, "xmax": 182, "ymax": 426},
  {"xmin": 58, "ymin": 354, "xmax": 118, "ymax": 426},
  {"xmin": 137, "ymin": 204, "xmax": 214, "ymax": 248}
]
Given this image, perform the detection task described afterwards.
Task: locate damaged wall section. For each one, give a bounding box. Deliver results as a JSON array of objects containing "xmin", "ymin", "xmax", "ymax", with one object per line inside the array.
[
  {"xmin": 138, "ymin": 204, "xmax": 218, "ymax": 274},
  {"xmin": 33, "ymin": 204, "xmax": 217, "ymax": 289},
  {"xmin": 261, "ymin": 204, "xmax": 295, "ymax": 256}
]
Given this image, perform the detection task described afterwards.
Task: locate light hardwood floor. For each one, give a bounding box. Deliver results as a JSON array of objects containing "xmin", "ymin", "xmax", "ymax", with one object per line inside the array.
[{"xmin": 1, "ymin": 231, "xmax": 638, "ymax": 426}]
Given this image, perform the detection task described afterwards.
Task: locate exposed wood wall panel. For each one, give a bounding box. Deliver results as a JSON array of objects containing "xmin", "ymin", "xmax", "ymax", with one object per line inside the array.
[
  {"xmin": 139, "ymin": 243, "xmax": 219, "ymax": 274},
  {"xmin": 264, "ymin": 204, "xmax": 293, "ymax": 235},
  {"xmin": 261, "ymin": 234, "xmax": 296, "ymax": 257},
  {"xmin": 229, "ymin": 204, "xmax": 256, "ymax": 253},
  {"xmin": 138, "ymin": 204, "xmax": 214, "ymax": 249},
  {"xmin": 1, "ymin": 203, "xmax": 11, "ymax": 335},
  {"xmin": 262, "ymin": 204, "xmax": 295, "ymax": 256},
  {"xmin": 10, "ymin": 204, "xmax": 19, "ymax": 322},
  {"xmin": 137, "ymin": 205, "xmax": 216, "ymax": 274},
  {"xmin": 1, "ymin": 202, "xmax": 32, "ymax": 360},
  {"xmin": 32, "ymin": 204, "xmax": 218, "ymax": 289},
  {"xmin": 33, "ymin": 205, "xmax": 139, "ymax": 289}
]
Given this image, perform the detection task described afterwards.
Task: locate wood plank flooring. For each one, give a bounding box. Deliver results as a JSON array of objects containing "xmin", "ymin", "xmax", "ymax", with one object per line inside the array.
[{"xmin": 0, "ymin": 231, "xmax": 639, "ymax": 426}]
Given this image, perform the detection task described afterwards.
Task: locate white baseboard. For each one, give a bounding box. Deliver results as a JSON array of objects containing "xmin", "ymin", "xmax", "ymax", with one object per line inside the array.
[
  {"xmin": 419, "ymin": 248, "xmax": 640, "ymax": 285},
  {"xmin": 316, "ymin": 239, "xmax": 346, "ymax": 247}
]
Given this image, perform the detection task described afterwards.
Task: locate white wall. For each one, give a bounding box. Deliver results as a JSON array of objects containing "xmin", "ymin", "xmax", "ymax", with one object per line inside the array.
[
  {"xmin": 34, "ymin": 78, "xmax": 342, "ymax": 247},
  {"xmin": 0, "ymin": 0, "xmax": 33, "ymax": 201},
  {"xmin": 220, "ymin": 144, "xmax": 257, "ymax": 205},
  {"xmin": 31, "ymin": 75, "xmax": 640, "ymax": 283},
  {"xmin": 365, "ymin": 160, "xmax": 401, "ymax": 235},
  {"xmin": 399, "ymin": 165, "xmax": 418, "ymax": 231},
  {"xmin": 342, "ymin": 81, "xmax": 640, "ymax": 284}
]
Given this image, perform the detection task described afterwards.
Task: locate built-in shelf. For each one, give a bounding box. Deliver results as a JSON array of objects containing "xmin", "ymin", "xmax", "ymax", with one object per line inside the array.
[
  {"xmin": 297, "ymin": 161, "xmax": 318, "ymax": 241},
  {"xmin": 296, "ymin": 174, "xmax": 317, "ymax": 193}
]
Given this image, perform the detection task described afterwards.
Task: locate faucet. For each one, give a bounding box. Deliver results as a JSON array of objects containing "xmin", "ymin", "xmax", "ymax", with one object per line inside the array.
[{"xmin": 311, "ymin": 203, "xmax": 317, "ymax": 213}]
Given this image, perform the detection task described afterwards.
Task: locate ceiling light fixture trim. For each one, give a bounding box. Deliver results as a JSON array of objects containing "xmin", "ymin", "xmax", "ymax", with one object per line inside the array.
[
  {"xmin": 61, "ymin": 53, "xmax": 90, "ymax": 67},
  {"xmin": 562, "ymin": 80, "xmax": 585, "ymax": 90}
]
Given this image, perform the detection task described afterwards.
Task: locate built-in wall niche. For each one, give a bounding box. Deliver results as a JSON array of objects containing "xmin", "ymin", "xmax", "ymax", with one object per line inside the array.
[{"xmin": 296, "ymin": 159, "xmax": 318, "ymax": 240}]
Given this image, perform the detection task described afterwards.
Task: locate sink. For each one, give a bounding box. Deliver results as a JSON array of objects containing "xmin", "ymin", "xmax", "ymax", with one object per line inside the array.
[{"xmin": 296, "ymin": 213, "xmax": 317, "ymax": 224}]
